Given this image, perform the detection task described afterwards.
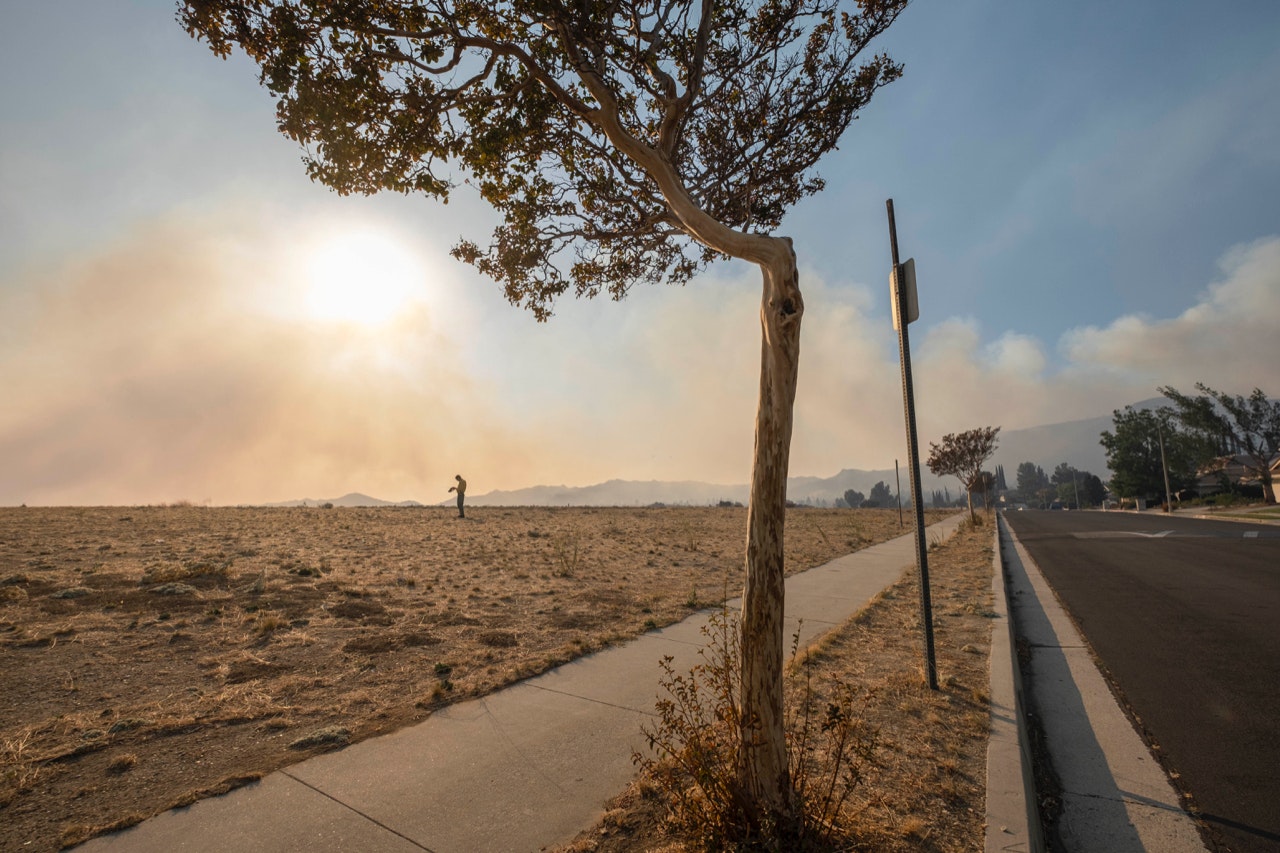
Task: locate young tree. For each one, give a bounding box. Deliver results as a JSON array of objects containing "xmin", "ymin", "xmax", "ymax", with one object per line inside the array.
[
  {"xmin": 926, "ymin": 426, "xmax": 1000, "ymax": 522},
  {"xmin": 180, "ymin": 0, "xmax": 909, "ymax": 821},
  {"xmin": 1160, "ymin": 384, "xmax": 1280, "ymax": 504},
  {"xmin": 1099, "ymin": 406, "xmax": 1204, "ymax": 502}
]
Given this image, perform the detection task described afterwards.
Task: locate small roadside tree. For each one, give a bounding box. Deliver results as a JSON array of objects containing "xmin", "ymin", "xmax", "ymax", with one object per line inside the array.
[
  {"xmin": 926, "ymin": 426, "xmax": 1000, "ymax": 522},
  {"xmin": 180, "ymin": 0, "xmax": 910, "ymax": 827},
  {"xmin": 1160, "ymin": 384, "xmax": 1280, "ymax": 504}
]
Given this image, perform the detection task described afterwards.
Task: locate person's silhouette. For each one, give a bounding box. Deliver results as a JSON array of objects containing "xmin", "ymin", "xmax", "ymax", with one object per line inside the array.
[{"xmin": 448, "ymin": 475, "xmax": 466, "ymax": 519}]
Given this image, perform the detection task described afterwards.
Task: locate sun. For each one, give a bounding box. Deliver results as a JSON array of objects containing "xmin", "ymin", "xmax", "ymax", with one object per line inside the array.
[{"xmin": 300, "ymin": 228, "xmax": 427, "ymax": 327}]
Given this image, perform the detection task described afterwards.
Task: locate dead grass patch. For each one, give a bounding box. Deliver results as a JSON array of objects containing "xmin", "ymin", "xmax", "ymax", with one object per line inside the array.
[
  {"xmin": 0, "ymin": 505, "xmax": 945, "ymax": 852},
  {"xmin": 560, "ymin": 516, "xmax": 993, "ymax": 852}
]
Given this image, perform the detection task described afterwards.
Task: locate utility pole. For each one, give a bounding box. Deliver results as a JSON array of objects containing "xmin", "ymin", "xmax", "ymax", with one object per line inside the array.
[
  {"xmin": 1157, "ymin": 421, "xmax": 1174, "ymax": 513},
  {"xmin": 886, "ymin": 199, "xmax": 937, "ymax": 690}
]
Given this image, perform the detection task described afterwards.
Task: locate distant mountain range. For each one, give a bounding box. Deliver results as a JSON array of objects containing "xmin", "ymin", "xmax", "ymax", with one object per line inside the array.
[
  {"xmin": 264, "ymin": 492, "xmax": 424, "ymax": 508},
  {"xmin": 268, "ymin": 401, "xmax": 1164, "ymax": 508},
  {"xmin": 990, "ymin": 397, "xmax": 1166, "ymax": 483}
]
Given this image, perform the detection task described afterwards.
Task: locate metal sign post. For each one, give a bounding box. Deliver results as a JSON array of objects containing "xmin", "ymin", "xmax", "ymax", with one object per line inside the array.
[
  {"xmin": 896, "ymin": 458, "xmax": 903, "ymax": 527},
  {"xmin": 886, "ymin": 198, "xmax": 938, "ymax": 690}
]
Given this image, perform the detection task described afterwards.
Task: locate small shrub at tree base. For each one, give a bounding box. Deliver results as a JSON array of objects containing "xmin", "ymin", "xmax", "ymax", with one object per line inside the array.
[{"xmin": 634, "ymin": 607, "xmax": 878, "ymax": 850}]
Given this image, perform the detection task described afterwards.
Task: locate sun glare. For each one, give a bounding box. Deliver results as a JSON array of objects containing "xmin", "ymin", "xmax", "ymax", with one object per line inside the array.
[{"xmin": 301, "ymin": 229, "xmax": 426, "ymax": 327}]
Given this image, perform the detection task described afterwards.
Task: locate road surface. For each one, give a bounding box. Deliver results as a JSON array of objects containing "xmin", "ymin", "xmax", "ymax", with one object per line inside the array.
[{"xmin": 1003, "ymin": 510, "xmax": 1280, "ymax": 853}]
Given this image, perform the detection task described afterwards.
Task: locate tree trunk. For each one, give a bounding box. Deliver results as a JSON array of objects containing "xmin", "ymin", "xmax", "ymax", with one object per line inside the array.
[{"xmin": 739, "ymin": 239, "xmax": 802, "ymax": 818}]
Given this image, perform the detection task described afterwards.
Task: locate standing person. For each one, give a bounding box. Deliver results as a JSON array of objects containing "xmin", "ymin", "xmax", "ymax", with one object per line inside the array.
[{"xmin": 448, "ymin": 474, "xmax": 466, "ymax": 519}]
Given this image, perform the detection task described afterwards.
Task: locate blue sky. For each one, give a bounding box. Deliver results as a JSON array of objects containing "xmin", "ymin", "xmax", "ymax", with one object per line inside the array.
[{"xmin": 2, "ymin": 1, "xmax": 1279, "ymax": 505}]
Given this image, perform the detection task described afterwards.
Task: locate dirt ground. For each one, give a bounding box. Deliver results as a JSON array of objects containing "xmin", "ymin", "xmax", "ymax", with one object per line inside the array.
[
  {"xmin": 0, "ymin": 505, "xmax": 946, "ymax": 851},
  {"xmin": 561, "ymin": 516, "xmax": 996, "ymax": 852}
]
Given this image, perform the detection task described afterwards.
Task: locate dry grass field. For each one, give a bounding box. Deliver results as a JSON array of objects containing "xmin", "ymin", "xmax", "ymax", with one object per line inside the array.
[
  {"xmin": 561, "ymin": 517, "xmax": 996, "ymax": 852},
  {"xmin": 0, "ymin": 505, "xmax": 947, "ymax": 851}
]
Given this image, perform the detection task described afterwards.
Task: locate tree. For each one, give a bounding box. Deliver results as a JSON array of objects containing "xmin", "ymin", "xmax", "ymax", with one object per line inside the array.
[
  {"xmin": 993, "ymin": 463, "xmax": 1008, "ymax": 493},
  {"xmin": 1160, "ymin": 384, "xmax": 1280, "ymax": 504},
  {"xmin": 926, "ymin": 426, "xmax": 1000, "ymax": 522},
  {"xmin": 1051, "ymin": 462, "xmax": 1078, "ymax": 507},
  {"xmin": 842, "ymin": 488, "xmax": 865, "ymax": 510},
  {"xmin": 1014, "ymin": 461, "xmax": 1050, "ymax": 507},
  {"xmin": 1099, "ymin": 406, "xmax": 1204, "ymax": 502},
  {"xmin": 867, "ymin": 480, "xmax": 893, "ymax": 507},
  {"xmin": 1080, "ymin": 472, "xmax": 1106, "ymax": 507},
  {"xmin": 180, "ymin": 0, "xmax": 909, "ymax": 822},
  {"xmin": 1049, "ymin": 467, "xmax": 1104, "ymax": 509}
]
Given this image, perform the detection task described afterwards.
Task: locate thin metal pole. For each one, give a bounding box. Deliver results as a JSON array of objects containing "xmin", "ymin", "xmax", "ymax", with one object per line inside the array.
[{"xmin": 887, "ymin": 199, "xmax": 938, "ymax": 690}]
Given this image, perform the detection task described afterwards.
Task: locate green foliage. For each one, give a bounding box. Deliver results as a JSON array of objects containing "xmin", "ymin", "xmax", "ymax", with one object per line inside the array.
[
  {"xmin": 1099, "ymin": 406, "xmax": 1205, "ymax": 500},
  {"xmin": 1160, "ymin": 383, "xmax": 1280, "ymax": 503},
  {"xmin": 1050, "ymin": 463, "xmax": 1098, "ymax": 507},
  {"xmin": 993, "ymin": 463, "xmax": 1008, "ymax": 492},
  {"xmin": 180, "ymin": 0, "xmax": 908, "ymax": 320},
  {"xmin": 1080, "ymin": 472, "xmax": 1107, "ymax": 507},
  {"xmin": 866, "ymin": 480, "xmax": 894, "ymax": 508},
  {"xmin": 841, "ymin": 489, "xmax": 864, "ymax": 510},
  {"xmin": 1014, "ymin": 461, "xmax": 1050, "ymax": 506},
  {"xmin": 635, "ymin": 608, "xmax": 877, "ymax": 850}
]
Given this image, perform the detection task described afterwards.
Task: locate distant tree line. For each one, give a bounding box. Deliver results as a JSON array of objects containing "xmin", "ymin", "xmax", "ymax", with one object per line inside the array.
[
  {"xmin": 1102, "ymin": 383, "xmax": 1278, "ymax": 505},
  {"xmin": 1009, "ymin": 461, "xmax": 1106, "ymax": 508},
  {"xmin": 835, "ymin": 480, "xmax": 899, "ymax": 509}
]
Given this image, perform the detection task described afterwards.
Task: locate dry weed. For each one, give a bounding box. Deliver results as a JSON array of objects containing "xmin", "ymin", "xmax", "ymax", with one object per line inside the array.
[
  {"xmin": 0, "ymin": 505, "xmax": 947, "ymax": 852},
  {"xmin": 562, "ymin": 515, "xmax": 990, "ymax": 853}
]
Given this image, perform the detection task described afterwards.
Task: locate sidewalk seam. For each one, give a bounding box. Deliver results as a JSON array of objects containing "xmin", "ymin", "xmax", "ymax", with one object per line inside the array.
[
  {"xmin": 279, "ymin": 769, "xmax": 437, "ymax": 853},
  {"xmin": 524, "ymin": 682, "xmax": 658, "ymax": 717}
]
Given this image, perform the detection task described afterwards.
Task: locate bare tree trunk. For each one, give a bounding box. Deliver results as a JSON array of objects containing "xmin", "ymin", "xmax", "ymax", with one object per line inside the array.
[{"xmin": 739, "ymin": 239, "xmax": 802, "ymax": 818}]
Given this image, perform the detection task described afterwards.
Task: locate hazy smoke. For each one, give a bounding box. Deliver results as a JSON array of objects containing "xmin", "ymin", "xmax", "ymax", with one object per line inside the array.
[{"xmin": 2, "ymin": 207, "xmax": 1276, "ymax": 505}]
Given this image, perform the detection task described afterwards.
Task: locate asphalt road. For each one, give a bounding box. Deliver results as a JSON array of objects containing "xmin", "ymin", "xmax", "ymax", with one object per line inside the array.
[{"xmin": 1003, "ymin": 510, "xmax": 1280, "ymax": 853}]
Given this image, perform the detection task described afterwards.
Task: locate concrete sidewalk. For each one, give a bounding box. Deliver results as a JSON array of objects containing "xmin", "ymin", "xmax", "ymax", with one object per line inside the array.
[{"xmin": 76, "ymin": 513, "xmax": 965, "ymax": 853}]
